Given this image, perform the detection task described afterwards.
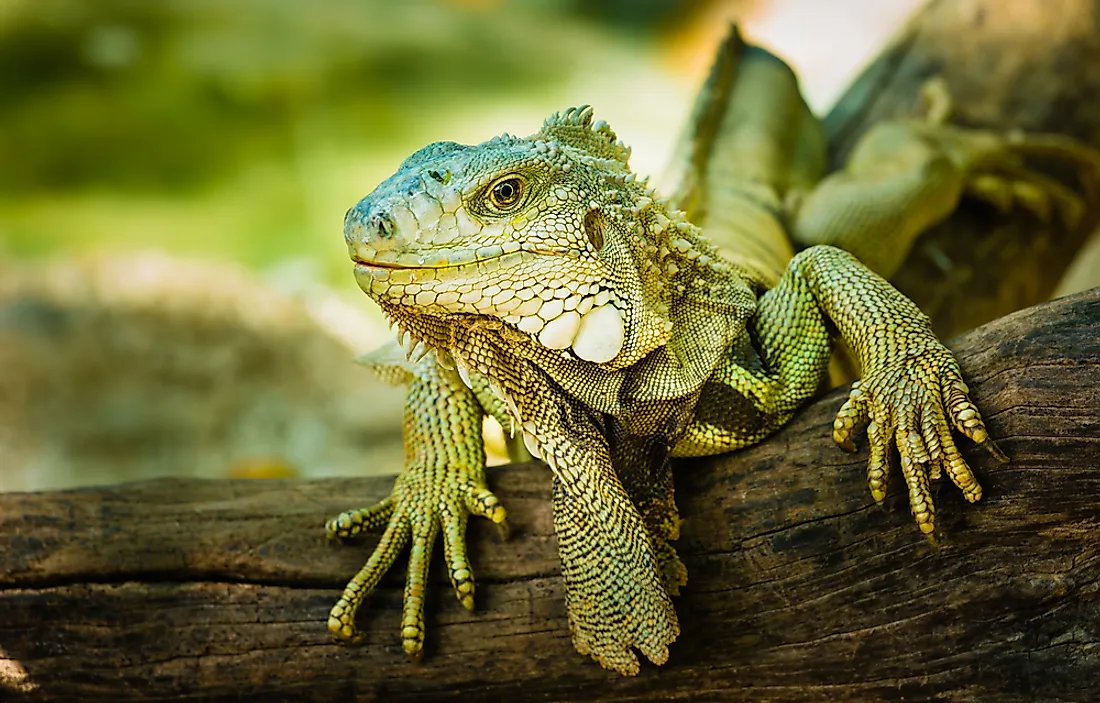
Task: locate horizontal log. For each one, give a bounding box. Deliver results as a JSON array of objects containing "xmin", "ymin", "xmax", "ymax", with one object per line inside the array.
[{"xmin": 1, "ymin": 287, "xmax": 1098, "ymax": 702}]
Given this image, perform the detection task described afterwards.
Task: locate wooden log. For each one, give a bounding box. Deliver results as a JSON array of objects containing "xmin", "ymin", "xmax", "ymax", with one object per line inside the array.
[
  {"xmin": 825, "ymin": 0, "xmax": 1100, "ymax": 338},
  {"xmin": 2, "ymin": 288, "xmax": 1098, "ymax": 702}
]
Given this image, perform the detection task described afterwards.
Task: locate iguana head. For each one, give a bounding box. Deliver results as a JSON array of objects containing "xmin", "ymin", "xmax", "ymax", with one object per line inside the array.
[{"xmin": 345, "ymin": 106, "xmax": 713, "ymax": 370}]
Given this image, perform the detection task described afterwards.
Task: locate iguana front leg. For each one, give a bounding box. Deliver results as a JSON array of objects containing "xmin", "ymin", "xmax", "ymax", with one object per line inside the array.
[
  {"xmin": 677, "ymin": 245, "xmax": 1005, "ymax": 536},
  {"xmin": 524, "ymin": 391, "xmax": 678, "ymax": 676},
  {"xmin": 326, "ymin": 355, "xmax": 507, "ymax": 657}
]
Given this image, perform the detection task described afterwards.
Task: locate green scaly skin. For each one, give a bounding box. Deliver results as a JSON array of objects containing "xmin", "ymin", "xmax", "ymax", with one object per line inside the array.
[{"xmin": 324, "ymin": 28, "xmax": 1100, "ymax": 675}]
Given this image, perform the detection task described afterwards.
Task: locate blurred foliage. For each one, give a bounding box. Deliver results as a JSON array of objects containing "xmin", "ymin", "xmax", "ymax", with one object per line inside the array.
[{"xmin": 0, "ymin": 0, "xmax": 626, "ymax": 193}]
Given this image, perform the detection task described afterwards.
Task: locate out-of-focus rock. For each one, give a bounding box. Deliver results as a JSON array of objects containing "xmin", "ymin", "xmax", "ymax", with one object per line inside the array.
[{"xmin": 0, "ymin": 253, "xmax": 406, "ymax": 491}]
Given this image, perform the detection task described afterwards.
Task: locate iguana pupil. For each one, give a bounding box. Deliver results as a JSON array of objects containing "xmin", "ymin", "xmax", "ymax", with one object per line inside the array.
[{"xmin": 491, "ymin": 177, "xmax": 522, "ymax": 208}]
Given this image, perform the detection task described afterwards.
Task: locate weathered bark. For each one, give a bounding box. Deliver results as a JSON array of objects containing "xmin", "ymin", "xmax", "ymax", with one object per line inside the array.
[
  {"xmin": 2, "ymin": 289, "xmax": 1098, "ymax": 702},
  {"xmin": 825, "ymin": 0, "xmax": 1100, "ymax": 338}
]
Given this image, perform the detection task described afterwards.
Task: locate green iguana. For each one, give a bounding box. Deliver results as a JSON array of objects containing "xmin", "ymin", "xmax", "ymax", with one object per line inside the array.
[{"xmin": 324, "ymin": 28, "xmax": 1100, "ymax": 675}]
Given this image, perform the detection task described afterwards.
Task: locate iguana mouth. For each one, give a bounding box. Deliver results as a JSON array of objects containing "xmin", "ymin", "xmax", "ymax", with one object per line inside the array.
[
  {"xmin": 352, "ymin": 259, "xmax": 406, "ymax": 270},
  {"xmin": 351, "ymin": 244, "xmax": 577, "ymax": 271},
  {"xmin": 351, "ymin": 258, "xmax": 467, "ymax": 271},
  {"xmin": 350, "ymin": 253, "xmax": 504, "ymax": 271}
]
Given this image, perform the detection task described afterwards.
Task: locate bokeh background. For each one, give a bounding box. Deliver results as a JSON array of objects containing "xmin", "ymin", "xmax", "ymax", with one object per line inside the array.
[{"xmin": 5, "ymin": 0, "xmax": 1093, "ymax": 491}]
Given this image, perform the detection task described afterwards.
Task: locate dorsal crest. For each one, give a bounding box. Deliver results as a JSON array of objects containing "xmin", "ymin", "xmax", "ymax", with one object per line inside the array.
[{"xmin": 536, "ymin": 105, "xmax": 632, "ymax": 165}]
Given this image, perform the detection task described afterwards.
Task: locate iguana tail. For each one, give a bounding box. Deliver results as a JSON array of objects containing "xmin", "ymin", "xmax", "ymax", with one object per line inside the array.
[{"xmin": 662, "ymin": 25, "xmax": 826, "ymax": 288}]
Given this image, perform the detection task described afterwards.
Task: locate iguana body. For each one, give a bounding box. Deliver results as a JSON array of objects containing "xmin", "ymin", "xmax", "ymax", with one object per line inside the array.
[{"xmin": 325, "ymin": 29, "xmax": 1099, "ymax": 675}]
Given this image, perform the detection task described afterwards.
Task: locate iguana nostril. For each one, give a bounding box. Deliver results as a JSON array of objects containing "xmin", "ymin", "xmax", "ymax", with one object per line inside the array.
[
  {"xmin": 372, "ymin": 213, "xmax": 396, "ymax": 240},
  {"xmin": 427, "ymin": 168, "xmax": 451, "ymax": 184}
]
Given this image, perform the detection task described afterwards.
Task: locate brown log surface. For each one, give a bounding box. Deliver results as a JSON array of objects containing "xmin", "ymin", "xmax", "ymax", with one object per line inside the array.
[
  {"xmin": 2, "ymin": 288, "xmax": 1099, "ymax": 702},
  {"xmin": 826, "ymin": 0, "xmax": 1100, "ymax": 338}
]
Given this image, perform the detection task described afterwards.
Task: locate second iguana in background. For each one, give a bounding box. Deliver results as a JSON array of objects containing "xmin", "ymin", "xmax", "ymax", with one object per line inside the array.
[{"xmin": 323, "ymin": 28, "xmax": 1100, "ymax": 675}]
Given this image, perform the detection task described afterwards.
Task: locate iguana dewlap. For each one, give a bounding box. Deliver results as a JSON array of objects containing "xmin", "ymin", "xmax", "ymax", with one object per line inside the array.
[{"xmin": 323, "ymin": 28, "xmax": 1099, "ymax": 676}]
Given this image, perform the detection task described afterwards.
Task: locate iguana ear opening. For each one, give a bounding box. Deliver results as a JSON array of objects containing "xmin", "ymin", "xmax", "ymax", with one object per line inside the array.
[
  {"xmin": 536, "ymin": 105, "xmax": 633, "ymax": 166},
  {"xmin": 583, "ymin": 208, "xmax": 606, "ymax": 251}
]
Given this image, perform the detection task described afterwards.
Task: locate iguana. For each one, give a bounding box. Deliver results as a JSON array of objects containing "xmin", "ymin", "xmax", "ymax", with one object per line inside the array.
[{"xmin": 324, "ymin": 28, "xmax": 1100, "ymax": 675}]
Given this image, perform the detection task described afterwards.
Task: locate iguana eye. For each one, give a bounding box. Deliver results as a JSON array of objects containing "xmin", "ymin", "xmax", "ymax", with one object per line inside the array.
[{"xmin": 489, "ymin": 176, "xmax": 524, "ymax": 210}]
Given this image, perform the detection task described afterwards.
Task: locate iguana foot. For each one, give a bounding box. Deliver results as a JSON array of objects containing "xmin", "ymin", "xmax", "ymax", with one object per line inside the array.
[
  {"xmin": 326, "ymin": 479, "xmax": 508, "ymax": 657},
  {"xmin": 553, "ymin": 481, "xmax": 679, "ymax": 676},
  {"xmin": 563, "ymin": 553, "xmax": 680, "ymax": 676},
  {"xmin": 961, "ymin": 132, "xmax": 1100, "ymax": 230},
  {"xmin": 831, "ymin": 349, "xmax": 1008, "ymax": 538}
]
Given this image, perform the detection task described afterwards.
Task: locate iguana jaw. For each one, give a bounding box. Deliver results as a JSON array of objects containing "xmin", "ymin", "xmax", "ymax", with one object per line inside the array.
[{"xmin": 351, "ymin": 247, "xmax": 626, "ymax": 363}]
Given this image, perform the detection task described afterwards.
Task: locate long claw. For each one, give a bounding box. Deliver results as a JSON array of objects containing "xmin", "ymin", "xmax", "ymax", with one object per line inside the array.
[{"xmin": 979, "ymin": 436, "xmax": 1010, "ymax": 464}]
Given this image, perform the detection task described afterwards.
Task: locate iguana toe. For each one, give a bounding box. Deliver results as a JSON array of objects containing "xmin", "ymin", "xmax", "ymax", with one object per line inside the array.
[{"xmin": 327, "ymin": 513, "xmax": 409, "ymax": 643}]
